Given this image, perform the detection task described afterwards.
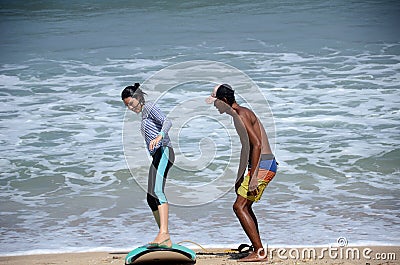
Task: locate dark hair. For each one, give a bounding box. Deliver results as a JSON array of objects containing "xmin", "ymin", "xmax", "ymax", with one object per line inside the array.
[
  {"xmin": 121, "ymin": 83, "xmax": 146, "ymax": 104},
  {"xmin": 216, "ymin": 84, "xmax": 235, "ymax": 106}
]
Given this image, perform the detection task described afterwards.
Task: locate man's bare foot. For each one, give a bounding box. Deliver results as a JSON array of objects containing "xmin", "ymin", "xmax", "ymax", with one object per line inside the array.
[
  {"xmin": 238, "ymin": 250, "xmax": 267, "ymax": 262},
  {"xmin": 148, "ymin": 232, "xmax": 172, "ymax": 248}
]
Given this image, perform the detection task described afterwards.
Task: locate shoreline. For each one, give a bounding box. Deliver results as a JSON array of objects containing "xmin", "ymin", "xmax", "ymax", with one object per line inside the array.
[
  {"xmin": 0, "ymin": 245, "xmax": 398, "ymax": 265},
  {"xmin": 2, "ymin": 242, "xmax": 399, "ymax": 257}
]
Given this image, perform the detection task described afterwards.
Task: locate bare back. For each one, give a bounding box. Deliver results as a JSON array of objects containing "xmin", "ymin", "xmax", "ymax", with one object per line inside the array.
[{"xmin": 234, "ymin": 105, "xmax": 272, "ymax": 156}]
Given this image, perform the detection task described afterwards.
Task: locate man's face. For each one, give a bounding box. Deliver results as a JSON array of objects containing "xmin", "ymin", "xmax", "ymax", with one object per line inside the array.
[{"xmin": 214, "ymin": 98, "xmax": 230, "ymax": 114}]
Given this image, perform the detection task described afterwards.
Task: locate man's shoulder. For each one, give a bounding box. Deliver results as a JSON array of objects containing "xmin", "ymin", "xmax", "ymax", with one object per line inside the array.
[{"xmin": 237, "ymin": 105, "xmax": 256, "ymax": 120}]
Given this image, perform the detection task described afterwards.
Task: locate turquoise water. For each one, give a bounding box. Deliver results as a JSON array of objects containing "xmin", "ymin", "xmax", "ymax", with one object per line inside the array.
[{"xmin": 0, "ymin": 0, "xmax": 399, "ymax": 255}]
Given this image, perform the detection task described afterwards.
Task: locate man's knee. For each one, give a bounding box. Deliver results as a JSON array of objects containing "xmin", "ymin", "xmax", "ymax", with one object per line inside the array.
[{"xmin": 233, "ymin": 200, "xmax": 245, "ymax": 214}]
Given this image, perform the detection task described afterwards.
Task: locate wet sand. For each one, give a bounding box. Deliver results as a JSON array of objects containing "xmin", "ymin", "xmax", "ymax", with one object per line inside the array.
[{"xmin": 0, "ymin": 245, "xmax": 398, "ymax": 264}]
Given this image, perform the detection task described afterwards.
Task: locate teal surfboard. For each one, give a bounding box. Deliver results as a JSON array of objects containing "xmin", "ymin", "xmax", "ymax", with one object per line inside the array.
[{"xmin": 125, "ymin": 244, "xmax": 196, "ymax": 264}]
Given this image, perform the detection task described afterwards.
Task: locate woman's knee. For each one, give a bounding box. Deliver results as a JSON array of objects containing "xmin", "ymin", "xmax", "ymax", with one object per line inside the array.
[{"xmin": 147, "ymin": 193, "xmax": 159, "ymax": 212}]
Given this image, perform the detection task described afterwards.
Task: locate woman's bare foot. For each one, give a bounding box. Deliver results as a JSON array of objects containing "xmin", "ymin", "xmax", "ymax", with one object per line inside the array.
[{"xmin": 148, "ymin": 232, "xmax": 172, "ymax": 248}]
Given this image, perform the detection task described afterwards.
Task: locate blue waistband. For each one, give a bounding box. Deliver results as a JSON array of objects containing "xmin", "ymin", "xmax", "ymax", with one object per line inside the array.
[
  {"xmin": 259, "ymin": 158, "xmax": 277, "ymax": 172},
  {"xmin": 249, "ymin": 157, "xmax": 277, "ymax": 172},
  {"xmin": 248, "ymin": 154, "xmax": 278, "ymax": 170}
]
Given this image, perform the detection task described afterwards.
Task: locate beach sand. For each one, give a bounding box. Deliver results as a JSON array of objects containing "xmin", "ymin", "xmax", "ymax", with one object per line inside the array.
[{"xmin": 0, "ymin": 246, "xmax": 398, "ymax": 265}]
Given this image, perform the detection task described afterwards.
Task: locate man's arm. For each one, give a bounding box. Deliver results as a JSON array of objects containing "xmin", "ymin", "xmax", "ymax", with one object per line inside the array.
[
  {"xmin": 232, "ymin": 112, "xmax": 250, "ymax": 190},
  {"xmin": 238, "ymin": 109, "xmax": 262, "ymax": 193}
]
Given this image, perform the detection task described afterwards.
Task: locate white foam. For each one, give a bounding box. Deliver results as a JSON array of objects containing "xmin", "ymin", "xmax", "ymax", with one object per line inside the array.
[{"xmin": 1, "ymin": 39, "xmax": 399, "ymax": 255}]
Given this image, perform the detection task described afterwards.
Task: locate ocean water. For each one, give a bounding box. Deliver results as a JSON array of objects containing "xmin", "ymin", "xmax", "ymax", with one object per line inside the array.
[{"xmin": 1, "ymin": 0, "xmax": 399, "ymax": 255}]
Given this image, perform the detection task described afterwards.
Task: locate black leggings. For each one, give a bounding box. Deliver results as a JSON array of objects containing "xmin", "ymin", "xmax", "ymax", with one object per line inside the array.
[{"xmin": 147, "ymin": 146, "xmax": 175, "ymax": 211}]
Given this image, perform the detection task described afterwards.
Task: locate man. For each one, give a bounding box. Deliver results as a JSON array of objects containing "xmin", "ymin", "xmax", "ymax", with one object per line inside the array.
[{"xmin": 208, "ymin": 84, "xmax": 278, "ymax": 262}]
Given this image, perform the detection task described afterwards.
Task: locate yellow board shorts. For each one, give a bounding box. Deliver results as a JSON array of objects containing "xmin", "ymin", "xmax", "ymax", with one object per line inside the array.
[{"xmin": 237, "ymin": 169, "xmax": 276, "ymax": 202}]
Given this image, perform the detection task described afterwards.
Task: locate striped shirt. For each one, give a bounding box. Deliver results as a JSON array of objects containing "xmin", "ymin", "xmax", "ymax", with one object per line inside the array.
[{"xmin": 141, "ymin": 101, "xmax": 172, "ymax": 155}]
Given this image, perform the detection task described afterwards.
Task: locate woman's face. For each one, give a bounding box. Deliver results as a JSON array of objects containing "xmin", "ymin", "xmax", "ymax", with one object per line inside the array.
[{"xmin": 123, "ymin": 97, "xmax": 142, "ymax": 113}]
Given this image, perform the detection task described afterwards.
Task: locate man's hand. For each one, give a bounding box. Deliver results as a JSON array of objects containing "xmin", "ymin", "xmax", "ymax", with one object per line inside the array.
[{"xmin": 247, "ymin": 176, "xmax": 259, "ymax": 196}]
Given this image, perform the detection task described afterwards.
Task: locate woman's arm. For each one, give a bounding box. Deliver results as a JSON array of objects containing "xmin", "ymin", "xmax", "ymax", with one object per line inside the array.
[{"xmin": 148, "ymin": 104, "xmax": 172, "ymax": 150}]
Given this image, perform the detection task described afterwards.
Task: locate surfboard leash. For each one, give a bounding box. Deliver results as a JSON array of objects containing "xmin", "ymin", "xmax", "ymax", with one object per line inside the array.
[{"xmin": 176, "ymin": 240, "xmax": 253, "ymax": 255}]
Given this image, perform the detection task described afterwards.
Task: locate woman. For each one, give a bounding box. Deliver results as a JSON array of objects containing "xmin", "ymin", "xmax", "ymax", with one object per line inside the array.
[{"xmin": 121, "ymin": 83, "xmax": 174, "ymax": 248}]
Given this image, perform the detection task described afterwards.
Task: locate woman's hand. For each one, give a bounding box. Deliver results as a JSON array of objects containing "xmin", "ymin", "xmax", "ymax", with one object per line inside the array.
[{"xmin": 149, "ymin": 135, "xmax": 163, "ymax": 151}]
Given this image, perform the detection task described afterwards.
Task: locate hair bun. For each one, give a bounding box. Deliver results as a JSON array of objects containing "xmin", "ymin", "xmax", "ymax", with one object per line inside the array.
[{"xmin": 134, "ymin": 83, "xmax": 140, "ymax": 88}]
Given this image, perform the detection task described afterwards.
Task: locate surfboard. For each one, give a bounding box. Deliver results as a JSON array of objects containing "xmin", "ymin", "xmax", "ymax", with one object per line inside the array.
[{"xmin": 125, "ymin": 244, "xmax": 196, "ymax": 264}]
